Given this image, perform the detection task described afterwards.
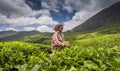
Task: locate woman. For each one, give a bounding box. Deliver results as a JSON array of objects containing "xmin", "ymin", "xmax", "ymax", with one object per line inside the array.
[{"xmin": 51, "ymin": 24, "xmax": 70, "ymax": 52}]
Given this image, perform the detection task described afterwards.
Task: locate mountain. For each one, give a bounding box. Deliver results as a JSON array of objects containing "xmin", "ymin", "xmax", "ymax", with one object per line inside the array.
[
  {"xmin": 72, "ymin": 1, "xmax": 120, "ymax": 32},
  {"xmin": 0, "ymin": 30, "xmax": 52, "ymax": 43}
]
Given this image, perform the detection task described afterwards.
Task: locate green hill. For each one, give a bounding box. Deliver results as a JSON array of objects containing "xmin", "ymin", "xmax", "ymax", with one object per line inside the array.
[
  {"xmin": 0, "ymin": 30, "xmax": 52, "ymax": 44},
  {"xmin": 72, "ymin": 1, "xmax": 120, "ymax": 33}
]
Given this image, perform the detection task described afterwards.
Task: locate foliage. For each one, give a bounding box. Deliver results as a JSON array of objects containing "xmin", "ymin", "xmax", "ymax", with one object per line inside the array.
[{"xmin": 0, "ymin": 32, "xmax": 120, "ymax": 71}]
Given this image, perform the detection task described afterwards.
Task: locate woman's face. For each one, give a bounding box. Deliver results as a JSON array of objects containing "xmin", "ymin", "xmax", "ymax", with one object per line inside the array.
[{"xmin": 59, "ymin": 26, "xmax": 63, "ymax": 32}]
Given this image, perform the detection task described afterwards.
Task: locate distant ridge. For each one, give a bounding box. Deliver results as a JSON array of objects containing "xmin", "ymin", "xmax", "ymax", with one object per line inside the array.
[{"xmin": 73, "ymin": 1, "xmax": 120, "ymax": 32}]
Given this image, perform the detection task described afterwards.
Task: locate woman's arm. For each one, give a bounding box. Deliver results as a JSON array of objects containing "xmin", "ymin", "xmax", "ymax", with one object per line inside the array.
[{"xmin": 53, "ymin": 34, "xmax": 64, "ymax": 46}]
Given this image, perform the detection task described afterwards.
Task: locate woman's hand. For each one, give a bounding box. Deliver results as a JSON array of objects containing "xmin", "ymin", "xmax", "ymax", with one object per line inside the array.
[
  {"xmin": 64, "ymin": 41, "xmax": 70, "ymax": 47},
  {"xmin": 65, "ymin": 43, "xmax": 70, "ymax": 47}
]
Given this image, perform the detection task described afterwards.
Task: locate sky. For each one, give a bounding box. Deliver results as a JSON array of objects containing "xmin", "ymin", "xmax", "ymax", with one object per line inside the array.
[{"xmin": 0, "ymin": 0, "xmax": 120, "ymax": 32}]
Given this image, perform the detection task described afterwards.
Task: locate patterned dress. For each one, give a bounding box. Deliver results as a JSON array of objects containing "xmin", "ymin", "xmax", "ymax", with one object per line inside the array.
[{"xmin": 51, "ymin": 31, "xmax": 65, "ymax": 51}]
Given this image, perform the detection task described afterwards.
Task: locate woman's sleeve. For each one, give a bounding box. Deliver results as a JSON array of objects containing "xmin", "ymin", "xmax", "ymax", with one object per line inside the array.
[
  {"xmin": 53, "ymin": 34, "xmax": 64, "ymax": 46},
  {"xmin": 62, "ymin": 34, "xmax": 64, "ymax": 41}
]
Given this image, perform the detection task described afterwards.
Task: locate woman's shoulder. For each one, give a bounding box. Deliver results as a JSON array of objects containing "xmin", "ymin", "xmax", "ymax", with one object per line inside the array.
[{"xmin": 53, "ymin": 31, "xmax": 58, "ymax": 36}]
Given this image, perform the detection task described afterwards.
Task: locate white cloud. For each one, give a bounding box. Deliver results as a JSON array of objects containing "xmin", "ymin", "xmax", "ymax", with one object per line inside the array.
[
  {"xmin": 41, "ymin": 0, "xmax": 91, "ymax": 13},
  {"xmin": 0, "ymin": 11, "xmax": 57, "ymax": 32},
  {"xmin": 63, "ymin": 0, "xmax": 82, "ymax": 12},
  {"xmin": 63, "ymin": 8, "xmax": 98, "ymax": 32},
  {"xmin": 0, "ymin": 0, "xmax": 51, "ymax": 18},
  {"xmin": 0, "ymin": 14, "xmax": 58, "ymax": 26},
  {"xmin": 63, "ymin": 6, "xmax": 73, "ymax": 13},
  {"xmin": 27, "ymin": 0, "xmax": 36, "ymax": 8},
  {"xmin": 35, "ymin": 15, "xmax": 58, "ymax": 25},
  {"xmin": 23, "ymin": 25, "xmax": 54, "ymax": 32},
  {"xmin": 33, "ymin": 9, "xmax": 51, "ymax": 16},
  {"xmin": 36, "ymin": 25, "xmax": 54, "ymax": 32},
  {"xmin": 0, "ymin": 0, "xmax": 57, "ymax": 33},
  {"xmin": 41, "ymin": 1, "xmax": 50, "ymax": 9},
  {"xmin": 41, "ymin": 0, "xmax": 60, "ymax": 12},
  {"xmin": 23, "ymin": 27, "xmax": 35, "ymax": 31},
  {"xmin": 0, "ymin": 0, "xmax": 32, "ymax": 18}
]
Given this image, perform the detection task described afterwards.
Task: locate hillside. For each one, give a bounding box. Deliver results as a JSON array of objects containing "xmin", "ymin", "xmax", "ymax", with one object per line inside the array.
[
  {"xmin": 0, "ymin": 30, "xmax": 52, "ymax": 44},
  {"xmin": 72, "ymin": 1, "xmax": 120, "ymax": 32}
]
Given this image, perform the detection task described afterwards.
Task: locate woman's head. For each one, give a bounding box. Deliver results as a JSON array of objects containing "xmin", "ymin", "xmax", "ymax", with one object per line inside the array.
[{"xmin": 54, "ymin": 24, "xmax": 63, "ymax": 32}]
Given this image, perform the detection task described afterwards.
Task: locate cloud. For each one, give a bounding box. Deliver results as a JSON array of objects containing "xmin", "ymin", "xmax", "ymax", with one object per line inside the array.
[
  {"xmin": 63, "ymin": 0, "xmax": 90, "ymax": 12},
  {"xmin": 23, "ymin": 27, "xmax": 35, "ymax": 31},
  {"xmin": 26, "ymin": 0, "xmax": 36, "ymax": 8},
  {"xmin": 41, "ymin": 0, "xmax": 120, "ymax": 13},
  {"xmin": 40, "ymin": 0, "xmax": 92, "ymax": 13},
  {"xmin": 0, "ymin": 0, "xmax": 57, "ymax": 33},
  {"xmin": 36, "ymin": 25, "xmax": 53, "ymax": 32},
  {"xmin": 0, "ymin": 0, "xmax": 119, "ymax": 18},
  {"xmin": 94, "ymin": 0, "xmax": 120, "ymax": 9},
  {"xmin": 0, "ymin": 0, "xmax": 32, "ymax": 18},
  {"xmin": 63, "ymin": 11, "xmax": 95, "ymax": 31},
  {"xmin": 0, "ymin": 0, "xmax": 51, "ymax": 18},
  {"xmin": 23, "ymin": 25, "xmax": 54, "ymax": 32},
  {"xmin": 41, "ymin": 0, "xmax": 60, "ymax": 12},
  {"xmin": 0, "ymin": 14, "xmax": 58, "ymax": 26},
  {"xmin": 33, "ymin": 9, "xmax": 50, "ymax": 16}
]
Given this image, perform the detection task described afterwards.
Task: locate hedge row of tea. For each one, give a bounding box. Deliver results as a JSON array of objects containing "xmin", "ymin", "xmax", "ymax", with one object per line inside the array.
[
  {"xmin": 0, "ymin": 42, "xmax": 50, "ymax": 71},
  {"xmin": 0, "ymin": 33, "xmax": 120, "ymax": 71}
]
